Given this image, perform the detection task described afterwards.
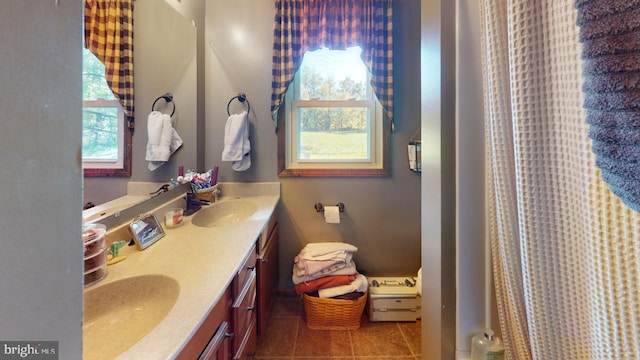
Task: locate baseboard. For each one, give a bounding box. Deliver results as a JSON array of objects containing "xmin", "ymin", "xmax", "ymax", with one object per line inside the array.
[{"xmin": 456, "ymin": 350, "xmax": 470, "ymax": 360}]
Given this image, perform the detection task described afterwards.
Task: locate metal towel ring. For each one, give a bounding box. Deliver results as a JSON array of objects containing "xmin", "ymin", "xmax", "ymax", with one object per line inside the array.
[
  {"xmin": 226, "ymin": 93, "xmax": 251, "ymax": 116},
  {"xmin": 152, "ymin": 93, "xmax": 175, "ymax": 117}
]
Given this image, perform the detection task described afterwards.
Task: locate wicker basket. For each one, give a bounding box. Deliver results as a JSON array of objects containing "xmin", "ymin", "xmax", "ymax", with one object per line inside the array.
[
  {"xmin": 193, "ymin": 184, "xmax": 218, "ymax": 202},
  {"xmin": 303, "ymin": 291, "xmax": 367, "ymax": 330}
]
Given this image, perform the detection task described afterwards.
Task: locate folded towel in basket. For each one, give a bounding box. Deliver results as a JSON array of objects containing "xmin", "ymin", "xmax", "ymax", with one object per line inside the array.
[
  {"xmin": 301, "ymin": 242, "xmax": 358, "ymax": 258},
  {"xmin": 294, "ymin": 274, "xmax": 358, "ymax": 295},
  {"xmin": 318, "ymin": 274, "xmax": 368, "ymax": 298},
  {"xmin": 296, "ymin": 252, "xmax": 354, "ymax": 280},
  {"xmin": 291, "ymin": 260, "xmax": 358, "ymax": 285}
]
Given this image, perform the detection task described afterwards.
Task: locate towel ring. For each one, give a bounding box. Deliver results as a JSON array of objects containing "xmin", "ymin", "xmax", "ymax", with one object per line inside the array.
[
  {"xmin": 152, "ymin": 93, "xmax": 176, "ymax": 117},
  {"xmin": 226, "ymin": 93, "xmax": 251, "ymax": 116}
]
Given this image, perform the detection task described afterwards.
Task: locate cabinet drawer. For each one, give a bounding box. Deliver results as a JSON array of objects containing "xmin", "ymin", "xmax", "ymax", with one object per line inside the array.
[
  {"xmin": 371, "ymin": 297, "xmax": 419, "ymax": 310},
  {"xmin": 232, "ymin": 270, "xmax": 256, "ymax": 357},
  {"xmin": 198, "ymin": 321, "xmax": 230, "ymax": 360},
  {"xmin": 176, "ymin": 286, "xmax": 231, "ymax": 360},
  {"xmin": 232, "ymin": 317, "xmax": 257, "ymax": 360},
  {"xmin": 234, "ymin": 249, "xmax": 257, "ymax": 300}
]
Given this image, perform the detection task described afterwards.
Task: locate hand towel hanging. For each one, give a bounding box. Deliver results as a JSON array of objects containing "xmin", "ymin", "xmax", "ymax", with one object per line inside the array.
[
  {"xmin": 222, "ymin": 111, "xmax": 251, "ymax": 171},
  {"xmin": 145, "ymin": 111, "xmax": 183, "ymax": 171}
]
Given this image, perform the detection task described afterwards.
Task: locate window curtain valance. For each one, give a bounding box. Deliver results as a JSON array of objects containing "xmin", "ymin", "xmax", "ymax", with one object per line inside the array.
[
  {"xmin": 271, "ymin": 0, "xmax": 394, "ymax": 122},
  {"xmin": 84, "ymin": 0, "xmax": 135, "ymax": 131}
]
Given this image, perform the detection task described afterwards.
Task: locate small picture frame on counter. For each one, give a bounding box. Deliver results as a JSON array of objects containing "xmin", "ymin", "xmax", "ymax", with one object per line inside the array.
[{"xmin": 129, "ymin": 213, "xmax": 165, "ymax": 250}]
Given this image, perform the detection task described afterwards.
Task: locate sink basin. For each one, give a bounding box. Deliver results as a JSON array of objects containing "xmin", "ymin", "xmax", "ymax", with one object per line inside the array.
[
  {"xmin": 83, "ymin": 274, "xmax": 180, "ymax": 360},
  {"xmin": 191, "ymin": 200, "xmax": 258, "ymax": 227}
]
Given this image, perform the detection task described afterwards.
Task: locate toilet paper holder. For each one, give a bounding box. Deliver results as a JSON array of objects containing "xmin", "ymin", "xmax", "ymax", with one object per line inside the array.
[{"xmin": 314, "ymin": 203, "xmax": 345, "ymax": 213}]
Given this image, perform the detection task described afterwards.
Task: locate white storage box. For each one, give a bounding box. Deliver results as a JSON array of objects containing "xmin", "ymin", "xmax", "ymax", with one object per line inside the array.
[{"xmin": 367, "ymin": 277, "xmax": 419, "ymax": 322}]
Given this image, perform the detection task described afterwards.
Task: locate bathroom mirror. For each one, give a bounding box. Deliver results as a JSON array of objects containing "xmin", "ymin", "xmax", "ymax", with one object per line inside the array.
[{"xmin": 83, "ymin": 0, "xmax": 201, "ymax": 207}]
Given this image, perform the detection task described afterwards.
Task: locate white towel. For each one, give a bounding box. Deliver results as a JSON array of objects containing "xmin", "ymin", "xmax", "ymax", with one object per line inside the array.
[
  {"xmin": 298, "ymin": 248, "xmax": 353, "ymax": 263},
  {"xmin": 318, "ymin": 274, "xmax": 368, "ymax": 298},
  {"xmin": 302, "ymin": 242, "xmax": 358, "ymax": 258},
  {"xmin": 145, "ymin": 111, "xmax": 183, "ymax": 171},
  {"xmin": 291, "ymin": 260, "xmax": 358, "ymax": 285},
  {"xmin": 222, "ymin": 111, "xmax": 251, "ymax": 171}
]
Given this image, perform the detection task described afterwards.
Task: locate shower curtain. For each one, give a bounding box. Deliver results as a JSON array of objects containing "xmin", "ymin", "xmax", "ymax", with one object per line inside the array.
[{"xmin": 481, "ymin": 1, "xmax": 640, "ymax": 359}]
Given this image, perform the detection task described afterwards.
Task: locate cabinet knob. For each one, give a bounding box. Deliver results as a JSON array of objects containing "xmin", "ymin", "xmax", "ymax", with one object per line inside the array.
[
  {"xmin": 246, "ymin": 306, "xmax": 255, "ymax": 311},
  {"xmin": 224, "ymin": 332, "xmax": 234, "ymax": 339},
  {"xmin": 246, "ymin": 265, "xmax": 255, "ymax": 270},
  {"xmin": 261, "ymin": 258, "xmax": 268, "ymax": 263}
]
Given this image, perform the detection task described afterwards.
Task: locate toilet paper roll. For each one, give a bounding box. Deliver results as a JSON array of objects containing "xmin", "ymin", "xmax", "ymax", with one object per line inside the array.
[{"xmin": 324, "ymin": 206, "xmax": 341, "ymax": 224}]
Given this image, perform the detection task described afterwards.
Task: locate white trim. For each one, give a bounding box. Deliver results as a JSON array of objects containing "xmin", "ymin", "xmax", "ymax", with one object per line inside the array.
[
  {"xmin": 82, "ymin": 99, "xmax": 125, "ymax": 170},
  {"xmin": 284, "ymin": 49, "xmax": 384, "ymax": 171}
]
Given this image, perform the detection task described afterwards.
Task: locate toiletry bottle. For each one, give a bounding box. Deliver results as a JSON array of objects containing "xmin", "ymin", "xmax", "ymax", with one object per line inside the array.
[
  {"xmin": 471, "ymin": 328, "xmax": 505, "ymax": 360},
  {"xmin": 211, "ymin": 166, "xmax": 219, "ymax": 185}
]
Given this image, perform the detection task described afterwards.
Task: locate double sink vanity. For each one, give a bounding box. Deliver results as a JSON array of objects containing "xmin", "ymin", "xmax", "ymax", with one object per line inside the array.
[{"xmin": 82, "ymin": 182, "xmax": 280, "ymax": 359}]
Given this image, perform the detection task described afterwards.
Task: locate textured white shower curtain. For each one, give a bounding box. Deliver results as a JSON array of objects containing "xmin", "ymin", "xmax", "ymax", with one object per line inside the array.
[{"xmin": 481, "ymin": 1, "xmax": 640, "ymax": 359}]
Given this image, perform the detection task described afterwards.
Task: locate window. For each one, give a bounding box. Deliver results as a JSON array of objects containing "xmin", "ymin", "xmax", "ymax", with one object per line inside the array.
[
  {"xmin": 82, "ymin": 48, "xmax": 129, "ymax": 176},
  {"xmin": 280, "ymin": 47, "xmax": 389, "ymax": 177}
]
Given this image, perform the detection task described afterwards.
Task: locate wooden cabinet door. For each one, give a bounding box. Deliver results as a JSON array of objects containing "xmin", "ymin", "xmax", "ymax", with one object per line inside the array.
[
  {"xmin": 257, "ymin": 223, "xmax": 279, "ymax": 336},
  {"xmin": 232, "ymin": 318, "xmax": 257, "ymax": 360}
]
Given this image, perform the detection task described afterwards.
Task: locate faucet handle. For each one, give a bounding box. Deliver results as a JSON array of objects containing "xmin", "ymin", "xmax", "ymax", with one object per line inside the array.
[
  {"xmin": 184, "ymin": 192, "xmax": 203, "ymax": 216},
  {"xmin": 185, "ymin": 191, "xmax": 210, "ymax": 209},
  {"xmin": 150, "ymin": 184, "xmax": 170, "ymax": 197}
]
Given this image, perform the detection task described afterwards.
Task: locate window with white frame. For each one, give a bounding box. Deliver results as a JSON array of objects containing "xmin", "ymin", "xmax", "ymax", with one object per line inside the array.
[
  {"xmin": 82, "ymin": 48, "xmax": 125, "ymax": 170},
  {"xmin": 282, "ymin": 46, "xmax": 387, "ymax": 176}
]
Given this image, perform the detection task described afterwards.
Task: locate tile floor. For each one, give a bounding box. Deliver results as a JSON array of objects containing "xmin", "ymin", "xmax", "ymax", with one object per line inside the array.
[{"xmin": 255, "ymin": 295, "xmax": 422, "ymax": 359}]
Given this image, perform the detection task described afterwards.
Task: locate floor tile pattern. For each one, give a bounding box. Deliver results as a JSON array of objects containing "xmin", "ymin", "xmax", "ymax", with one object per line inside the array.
[{"xmin": 255, "ymin": 296, "xmax": 421, "ymax": 360}]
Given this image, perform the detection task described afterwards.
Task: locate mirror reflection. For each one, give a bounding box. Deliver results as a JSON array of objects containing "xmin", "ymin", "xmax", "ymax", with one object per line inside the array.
[{"xmin": 83, "ymin": 0, "xmax": 201, "ymax": 210}]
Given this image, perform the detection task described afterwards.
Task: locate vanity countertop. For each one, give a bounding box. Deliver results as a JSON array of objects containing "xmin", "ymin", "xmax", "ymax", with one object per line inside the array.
[{"xmin": 84, "ymin": 183, "xmax": 279, "ymax": 360}]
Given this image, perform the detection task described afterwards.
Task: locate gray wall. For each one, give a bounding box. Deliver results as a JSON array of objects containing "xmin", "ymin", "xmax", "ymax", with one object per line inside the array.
[
  {"xmin": 0, "ymin": 1, "xmax": 83, "ymax": 359},
  {"xmin": 204, "ymin": 0, "xmax": 422, "ymax": 288}
]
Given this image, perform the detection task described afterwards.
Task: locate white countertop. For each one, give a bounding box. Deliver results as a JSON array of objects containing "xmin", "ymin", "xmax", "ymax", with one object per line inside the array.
[{"xmin": 83, "ymin": 184, "xmax": 279, "ymax": 360}]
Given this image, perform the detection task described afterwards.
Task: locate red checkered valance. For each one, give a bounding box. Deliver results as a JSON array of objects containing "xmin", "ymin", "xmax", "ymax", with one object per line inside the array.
[
  {"xmin": 84, "ymin": 0, "xmax": 135, "ymax": 131},
  {"xmin": 271, "ymin": 0, "xmax": 394, "ymax": 123}
]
